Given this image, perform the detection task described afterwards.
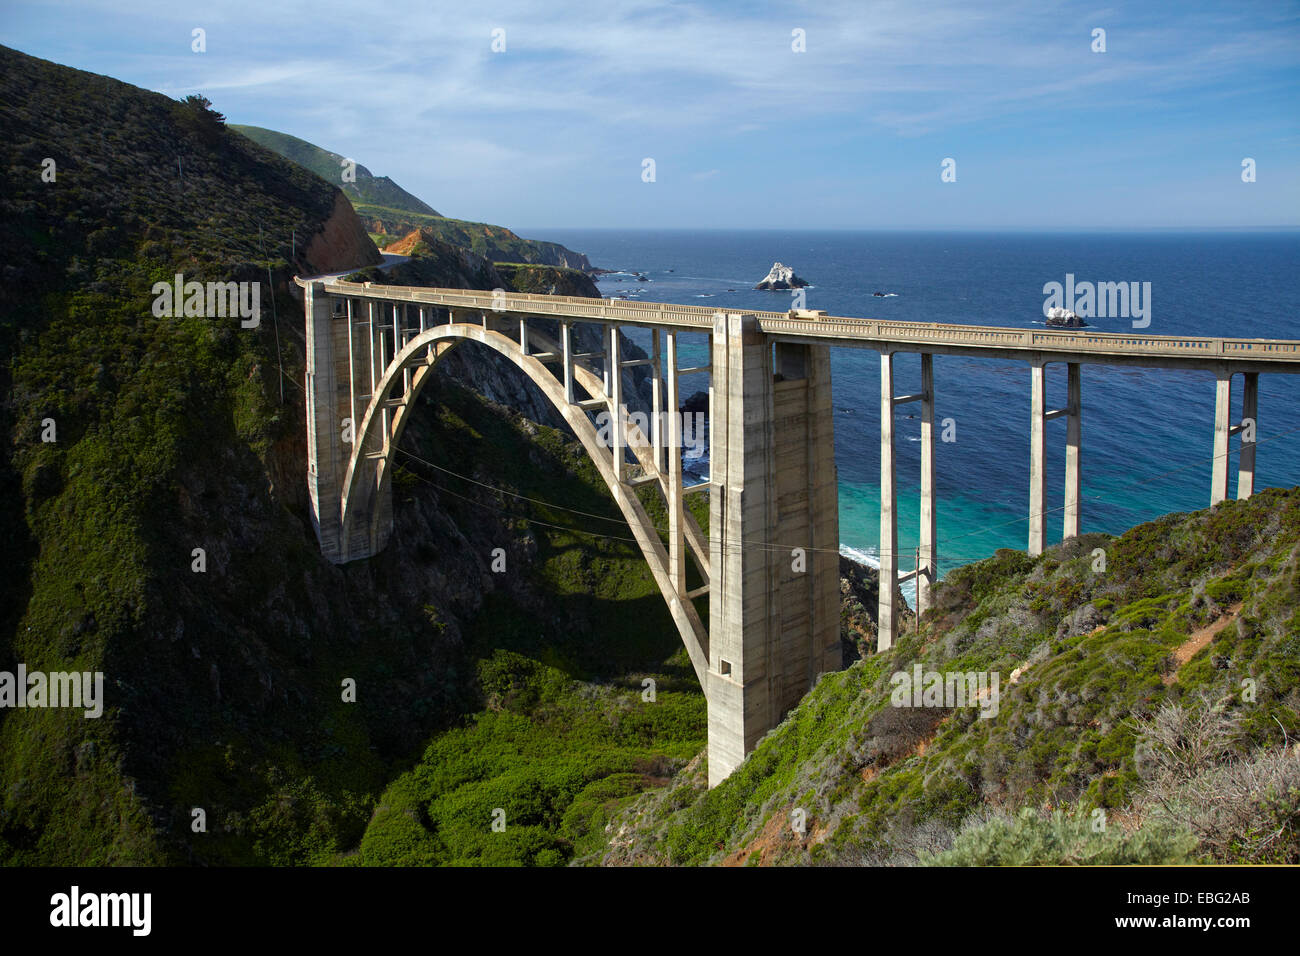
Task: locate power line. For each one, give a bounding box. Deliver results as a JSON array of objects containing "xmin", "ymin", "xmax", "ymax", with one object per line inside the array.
[
  {"xmin": 258, "ymin": 221, "xmax": 286, "ymax": 406},
  {"xmin": 392, "ymin": 454, "xmax": 646, "ymax": 546},
  {"xmin": 395, "ymin": 445, "xmax": 651, "ymax": 528}
]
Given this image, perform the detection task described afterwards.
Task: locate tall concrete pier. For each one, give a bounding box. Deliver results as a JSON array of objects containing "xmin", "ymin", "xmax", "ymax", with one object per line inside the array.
[
  {"xmin": 707, "ymin": 314, "xmax": 840, "ymax": 785},
  {"xmin": 299, "ymin": 278, "xmax": 1300, "ymax": 785}
]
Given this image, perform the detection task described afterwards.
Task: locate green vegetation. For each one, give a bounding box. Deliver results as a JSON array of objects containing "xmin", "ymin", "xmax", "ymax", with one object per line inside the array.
[
  {"xmin": 603, "ymin": 489, "xmax": 1300, "ymax": 866},
  {"xmin": 1, "ymin": 44, "xmax": 363, "ymax": 863},
  {"xmin": 494, "ymin": 262, "xmax": 598, "ymax": 296},
  {"xmin": 355, "ymin": 204, "xmax": 592, "ymax": 270},
  {"xmin": 921, "ymin": 806, "xmax": 1197, "ymax": 866},
  {"xmin": 355, "ymin": 650, "xmax": 702, "ymax": 866},
  {"xmin": 0, "ymin": 44, "xmax": 685, "ymax": 866},
  {"xmin": 348, "ymin": 375, "xmax": 710, "ymax": 866}
]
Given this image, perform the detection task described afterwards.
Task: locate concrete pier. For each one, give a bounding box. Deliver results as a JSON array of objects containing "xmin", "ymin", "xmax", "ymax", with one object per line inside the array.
[
  {"xmin": 877, "ymin": 350, "xmax": 937, "ymax": 649},
  {"xmin": 1212, "ymin": 371, "xmax": 1233, "ymax": 505},
  {"xmin": 878, "ymin": 351, "xmax": 900, "ymax": 649},
  {"xmin": 1029, "ymin": 362, "xmax": 1083, "ymax": 557},
  {"xmin": 1212, "ymin": 369, "xmax": 1261, "ymax": 504},
  {"xmin": 1064, "ymin": 363, "xmax": 1081, "ymax": 539},
  {"xmin": 917, "ymin": 352, "xmax": 936, "ymax": 619},
  {"xmin": 706, "ymin": 314, "xmax": 840, "ymax": 785},
  {"xmin": 1238, "ymin": 372, "xmax": 1258, "ymax": 499}
]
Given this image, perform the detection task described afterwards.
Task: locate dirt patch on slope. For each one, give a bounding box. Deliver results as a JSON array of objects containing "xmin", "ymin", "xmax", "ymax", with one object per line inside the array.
[
  {"xmin": 1164, "ymin": 604, "xmax": 1242, "ymax": 684},
  {"xmin": 721, "ymin": 807, "xmax": 811, "ymax": 867}
]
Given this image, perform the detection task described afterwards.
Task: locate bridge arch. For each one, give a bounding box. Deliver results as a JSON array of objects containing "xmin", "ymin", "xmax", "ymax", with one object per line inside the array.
[
  {"xmin": 339, "ymin": 317, "xmax": 711, "ymax": 685},
  {"xmin": 303, "ymin": 280, "xmax": 844, "ymax": 786}
]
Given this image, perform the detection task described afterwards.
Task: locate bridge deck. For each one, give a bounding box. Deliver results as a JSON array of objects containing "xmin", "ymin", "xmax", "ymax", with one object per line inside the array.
[{"xmin": 314, "ymin": 279, "xmax": 1300, "ymax": 373}]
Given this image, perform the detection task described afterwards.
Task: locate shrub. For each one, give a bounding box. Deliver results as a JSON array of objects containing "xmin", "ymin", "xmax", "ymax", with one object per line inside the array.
[
  {"xmin": 921, "ymin": 807, "xmax": 1196, "ymax": 866},
  {"xmin": 1144, "ymin": 746, "xmax": 1300, "ymax": 864},
  {"xmin": 1132, "ymin": 697, "xmax": 1239, "ymax": 784}
]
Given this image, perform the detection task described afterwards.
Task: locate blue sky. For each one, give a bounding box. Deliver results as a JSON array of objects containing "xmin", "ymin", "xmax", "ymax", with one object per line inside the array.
[{"xmin": 3, "ymin": 0, "xmax": 1298, "ymax": 230}]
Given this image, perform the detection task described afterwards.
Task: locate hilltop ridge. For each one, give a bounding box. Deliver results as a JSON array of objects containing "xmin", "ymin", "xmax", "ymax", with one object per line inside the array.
[
  {"xmin": 233, "ymin": 125, "xmax": 594, "ymax": 271},
  {"xmin": 232, "ymin": 124, "xmax": 440, "ymax": 218}
]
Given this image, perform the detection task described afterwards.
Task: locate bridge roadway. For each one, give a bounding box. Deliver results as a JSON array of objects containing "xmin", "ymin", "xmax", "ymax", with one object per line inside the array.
[
  {"xmin": 301, "ymin": 277, "xmax": 1300, "ymax": 786},
  {"xmin": 312, "ymin": 279, "xmax": 1300, "ymax": 372}
]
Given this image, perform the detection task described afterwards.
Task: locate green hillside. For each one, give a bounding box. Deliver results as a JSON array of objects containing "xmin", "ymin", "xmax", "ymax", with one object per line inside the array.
[
  {"xmin": 599, "ymin": 489, "xmax": 1300, "ymax": 866},
  {"xmin": 232, "ymin": 124, "xmax": 439, "ymax": 217},
  {"xmin": 356, "ymin": 205, "xmax": 594, "ymax": 271},
  {"xmin": 349, "ymin": 383, "xmax": 712, "ymax": 866},
  {"xmin": 0, "ymin": 44, "xmax": 684, "ymax": 866}
]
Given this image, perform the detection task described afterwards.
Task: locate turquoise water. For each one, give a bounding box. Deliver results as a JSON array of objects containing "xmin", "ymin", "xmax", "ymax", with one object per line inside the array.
[{"xmin": 537, "ymin": 229, "xmax": 1300, "ymax": 588}]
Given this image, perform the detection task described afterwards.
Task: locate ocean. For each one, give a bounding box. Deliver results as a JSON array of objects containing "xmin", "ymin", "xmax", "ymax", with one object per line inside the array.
[{"xmin": 533, "ymin": 229, "xmax": 1300, "ymax": 593}]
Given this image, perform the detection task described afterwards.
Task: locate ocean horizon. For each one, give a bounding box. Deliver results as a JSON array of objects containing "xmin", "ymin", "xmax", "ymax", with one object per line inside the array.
[{"xmin": 535, "ymin": 228, "xmax": 1300, "ymax": 598}]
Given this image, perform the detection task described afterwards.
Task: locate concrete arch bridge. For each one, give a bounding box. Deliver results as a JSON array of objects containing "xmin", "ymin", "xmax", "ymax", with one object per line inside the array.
[{"xmin": 298, "ymin": 278, "xmax": 1300, "ymax": 785}]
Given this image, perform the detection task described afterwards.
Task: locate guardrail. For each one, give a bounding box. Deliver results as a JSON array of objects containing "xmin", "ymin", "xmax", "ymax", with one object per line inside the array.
[{"xmin": 303, "ymin": 279, "xmax": 1300, "ymax": 364}]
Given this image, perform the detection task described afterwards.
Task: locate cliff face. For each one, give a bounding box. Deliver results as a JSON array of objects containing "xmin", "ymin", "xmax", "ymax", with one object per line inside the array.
[
  {"xmin": 358, "ymin": 208, "xmax": 593, "ymax": 271},
  {"xmin": 0, "ymin": 32, "xmax": 677, "ymax": 862},
  {"xmin": 302, "ymin": 192, "xmax": 382, "ymax": 274}
]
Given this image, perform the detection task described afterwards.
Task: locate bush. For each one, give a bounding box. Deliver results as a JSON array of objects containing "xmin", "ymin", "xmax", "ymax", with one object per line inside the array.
[
  {"xmin": 1144, "ymin": 746, "xmax": 1300, "ymax": 864},
  {"xmin": 921, "ymin": 807, "xmax": 1196, "ymax": 866},
  {"xmin": 1132, "ymin": 698, "xmax": 1300, "ymax": 862},
  {"xmin": 1132, "ymin": 697, "xmax": 1240, "ymax": 784}
]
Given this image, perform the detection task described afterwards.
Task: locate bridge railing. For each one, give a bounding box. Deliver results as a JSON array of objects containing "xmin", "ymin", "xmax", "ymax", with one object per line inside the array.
[{"xmin": 307, "ymin": 279, "xmax": 1300, "ymax": 365}]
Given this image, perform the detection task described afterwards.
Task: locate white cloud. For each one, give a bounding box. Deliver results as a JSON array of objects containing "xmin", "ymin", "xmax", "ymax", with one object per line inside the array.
[{"xmin": 6, "ymin": 0, "xmax": 1295, "ymax": 225}]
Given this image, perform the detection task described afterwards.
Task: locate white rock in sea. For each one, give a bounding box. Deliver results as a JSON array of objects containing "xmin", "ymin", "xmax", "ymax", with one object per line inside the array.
[
  {"xmin": 754, "ymin": 261, "xmax": 809, "ymax": 290},
  {"xmin": 1046, "ymin": 306, "xmax": 1087, "ymax": 328}
]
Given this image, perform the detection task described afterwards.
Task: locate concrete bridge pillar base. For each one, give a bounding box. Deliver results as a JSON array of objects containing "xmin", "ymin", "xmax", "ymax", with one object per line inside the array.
[
  {"xmin": 305, "ymin": 281, "xmax": 349, "ymax": 562},
  {"xmin": 706, "ymin": 314, "xmax": 840, "ymax": 786}
]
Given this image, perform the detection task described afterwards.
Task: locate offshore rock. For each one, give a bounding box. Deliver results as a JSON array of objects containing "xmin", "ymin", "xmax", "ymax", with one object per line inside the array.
[
  {"xmin": 754, "ymin": 261, "xmax": 809, "ymax": 290},
  {"xmin": 1046, "ymin": 306, "xmax": 1088, "ymax": 328}
]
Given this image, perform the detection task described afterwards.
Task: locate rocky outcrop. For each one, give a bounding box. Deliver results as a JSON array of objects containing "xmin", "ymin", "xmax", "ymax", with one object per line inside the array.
[
  {"xmin": 490, "ymin": 263, "xmax": 600, "ymax": 298},
  {"xmin": 840, "ymin": 555, "xmax": 914, "ymax": 663},
  {"xmin": 1045, "ymin": 306, "xmax": 1088, "ymax": 328},
  {"xmin": 681, "ymin": 391, "xmax": 709, "ymax": 415},
  {"xmin": 361, "ymin": 211, "xmax": 594, "ymax": 272},
  {"xmin": 302, "ymin": 192, "xmax": 383, "ymax": 275},
  {"xmin": 754, "ymin": 261, "xmax": 809, "ymax": 290},
  {"xmin": 380, "ymin": 228, "xmax": 431, "ymax": 256}
]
